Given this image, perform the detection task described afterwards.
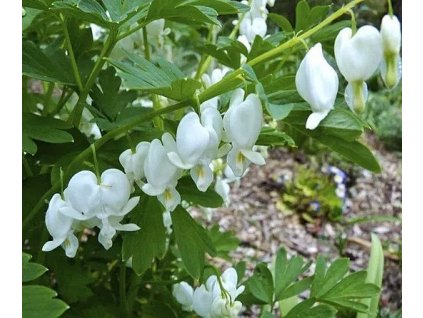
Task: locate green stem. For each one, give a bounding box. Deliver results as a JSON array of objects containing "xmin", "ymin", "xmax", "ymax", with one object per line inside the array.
[
  {"xmin": 117, "ymin": 22, "xmax": 148, "ymax": 42},
  {"xmin": 348, "ymin": 9, "xmax": 357, "ymax": 34},
  {"xmin": 22, "ymin": 0, "xmax": 364, "ymax": 230},
  {"xmin": 143, "ymin": 26, "xmax": 164, "ymax": 130},
  {"xmin": 91, "ymin": 144, "xmax": 101, "ymax": 182},
  {"xmin": 387, "ymin": 0, "xmax": 393, "ymax": 16},
  {"xmin": 120, "ymin": 263, "xmax": 128, "ymax": 317},
  {"xmin": 61, "ymin": 16, "xmax": 84, "ymax": 92},
  {"xmin": 50, "ymin": 88, "xmax": 73, "ymax": 116},
  {"xmin": 22, "ymin": 156, "xmax": 33, "ymax": 177},
  {"xmin": 68, "ymin": 27, "xmax": 118, "ymax": 127},
  {"xmin": 42, "ymin": 82, "xmax": 55, "ymax": 116},
  {"xmin": 194, "ymin": 25, "xmax": 215, "ymax": 80},
  {"xmin": 228, "ymin": 0, "xmax": 253, "ymax": 40}
]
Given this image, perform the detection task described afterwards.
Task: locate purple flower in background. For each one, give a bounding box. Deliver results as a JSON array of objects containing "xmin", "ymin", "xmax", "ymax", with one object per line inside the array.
[{"xmin": 309, "ymin": 200, "xmax": 321, "ymax": 213}]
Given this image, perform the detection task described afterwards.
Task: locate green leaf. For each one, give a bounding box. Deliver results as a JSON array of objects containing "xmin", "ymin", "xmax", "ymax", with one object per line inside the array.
[
  {"xmin": 171, "ymin": 206, "xmax": 216, "ymax": 279},
  {"xmin": 108, "ymin": 53, "xmax": 201, "ymax": 101},
  {"xmin": 23, "ymin": 41, "xmax": 76, "ymax": 85},
  {"xmin": 208, "ymin": 225, "xmax": 240, "ymax": 259},
  {"xmin": 51, "ymin": 0, "xmax": 114, "ymax": 28},
  {"xmin": 268, "ymin": 13, "xmax": 293, "ymax": 33},
  {"xmin": 147, "ymin": 0, "xmax": 219, "ymax": 26},
  {"xmin": 295, "ymin": 0, "xmax": 329, "ymax": 33},
  {"xmin": 318, "ymin": 136, "xmax": 381, "ymax": 173},
  {"xmin": 23, "ymin": 113, "xmax": 74, "ymax": 153},
  {"xmin": 198, "ymin": 37, "xmax": 247, "ymax": 69},
  {"xmin": 102, "ymin": 0, "xmax": 148, "ymax": 23},
  {"xmin": 311, "ymin": 258, "xmax": 350, "ymax": 298},
  {"xmin": 295, "ymin": 0, "xmax": 310, "ymax": 32},
  {"xmin": 22, "ymin": 285, "xmax": 69, "ymax": 318},
  {"xmin": 22, "ymin": 253, "xmax": 48, "ymax": 282},
  {"xmin": 122, "ymin": 196, "xmax": 167, "ymax": 276},
  {"xmin": 22, "ymin": 7, "xmax": 43, "ymax": 30},
  {"xmin": 247, "ymin": 263, "xmax": 274, "ymax": 304},
  {"xmin": 266, "ymin": 103, "xmax": 294, "ymax": 120},
  {"xmin": 23, "ymin": 135, "xmax": 38, "ymax": 155},
  {"xmin": 285, "ymin": 299, "xmax": 336, "ymax": 318},
  {"xmin": 310, "ymin": 257, "xmax": 379, "ymax": 313},
  {"xmin": 257, "ymin": 127, "xmax": 296, "ymax": 147},
  {"xmin": 90, "ymin": 67, "xmax": 137, "ymax": 119},
  {"xmin": 357, "ymin": 234, "xmax": 384, "ymax": 318},
  {"xmin": 177, "ymin": 177, "xmax": 223, "ymax": 208},
  {"xmin": 274, "ymin": 248, "xmax": 311, "ymax": 300}
]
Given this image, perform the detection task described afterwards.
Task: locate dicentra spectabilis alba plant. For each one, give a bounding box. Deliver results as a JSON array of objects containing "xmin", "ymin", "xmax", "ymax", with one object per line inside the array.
[
  {"xmin": 335, "ymin": 25, "xmax": 383, "ymax": 113},
  {"xmin": 380, "ymin": 14, "xmax": 402, "ymax": 88},
  {"xmin": 295, "ymin": 43, "xmax": 339, "ymax": 130},
  {"xmin": 22, "ymin": 0, "xmax": 392, "ymax": 316}
]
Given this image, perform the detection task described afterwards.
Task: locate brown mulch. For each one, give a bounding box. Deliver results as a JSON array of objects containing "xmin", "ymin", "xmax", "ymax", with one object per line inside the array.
[{"xmin": 196, "ymin": 137, "xmax": 402, "ymax": 316}]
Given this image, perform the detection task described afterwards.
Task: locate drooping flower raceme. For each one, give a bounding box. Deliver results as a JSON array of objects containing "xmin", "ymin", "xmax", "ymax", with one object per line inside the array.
[
  {"xmin": 143, "ymin": 136, "xmax": 181, "ymax": 211},
  {"xmin": 62, "ymin": 169, "xmax": 140, "ymax": 249},
  {"xmin": 42, "ymin": 168, "xmax": 141, "ymax": 256},
  {"xmin": 380, "ymin": 14, "xmax": 402, "ymax": 88},
  {"xmin": 42, "ymin": 194, "xmax": 79, "ymax": 258},
  {"xmin": 334, "ymin": 26, "xmax": 383, "ymax": 113},
  {"xmin": 224, "ymin": 89, "xmax": 265, "ymax": 177},
  {"xmin": 173, "ymin": 267, "xmax": 244, "ymax": 318},
  {"xmin": 295, "ymin": 43, "xmax": 339, "ymax": 130}
]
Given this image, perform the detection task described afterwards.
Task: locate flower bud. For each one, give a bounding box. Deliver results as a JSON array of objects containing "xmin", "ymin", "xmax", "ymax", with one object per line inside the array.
[
  {"xmin": 295, "ymin": 43, "xmax": 339, "ymax": 130},
  {"xmin": 380, "ymin": 14, "xmax": 402, "ymax": 88},
  {"xmin": 119, "ymin": 141, "xmax": 150, "ymax": 186}
]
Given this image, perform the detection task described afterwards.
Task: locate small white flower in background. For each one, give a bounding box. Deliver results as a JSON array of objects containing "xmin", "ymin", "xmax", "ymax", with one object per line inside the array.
[
  {"xmin": 214, "ymin": 176, "xmax": 231, "ymax": 206},
  {"xmin": 224, "ymin": 89, "xmax": 265, "ymax": 177},
  {"xmin": 119, "ymin": 141, "xmax": 150, "ymax": 187},
  {"xmin": 380, "ymin": 14, "xmax": 402, "ymax": 88},
  {"xmin": 239, "ymin": 14, "xmax": 267, "ymax": 43},
  {"xmin": 80, "ymin": 109, "xmax": 102, "ymax": 140},
  {"xmin": 172, "ymin": 282, "xmax": 194, "ymax": 311},
  {"xmin": 62, "ymin": 169, "xmax": 140, "ymax": 249},
  {"xmin": 201, "ymin": 68, "xmax": 230, "ymax": 111},
  {"xmin": 334, "ymin": 26, "xmax": 383, "ymax": 113},
  {"xmin": 90, "ymin": 23, "xmax": 105, "ymax": 41},
  {"xmin": 295, "ymin": 43, "xmax": 339, "ymax": 130},
  {"xmin": 142, "ymin": 136, "xmax": 181, "ymax": 211},
  {"xmin": 174, "ymin": 267, "xmax": 244, "ymax": 318},
  {"xmin": 42, "ymin": 194, "xmax": 79, "ymax": 258},
  {"xmin": 146, "ymin": 19, "xmax": 171, "ymax": 46}
]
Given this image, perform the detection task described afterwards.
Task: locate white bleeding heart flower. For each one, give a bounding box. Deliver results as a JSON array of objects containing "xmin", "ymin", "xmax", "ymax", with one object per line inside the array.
[
  {"xmin": 239, "ymin": 15, "xmax": 267, "ymax": 43},
  {"xmin": 119, "ymin": 141, "xmax": 150, "ymax": 186},
  {"xmin": 224, "ymin": 89, "xmax": 265, "ymax": 177},
  {"xmin": 335, "ymin": 26, "xmax": 383, "ymax": 113},
  {"xmin": 380, "ymin": 14, "xmax": 402, "ymax": 88},
  {"xmin": 173, "ymin": 282, "xmax": 194, "ymax": 312},
  {"xmin": 146, "ymin": 19, "xmax": 170, "ymax": 45},
  {"xmin": 210, "ymin": 297, "xmax": 242, "ymax": 318},
  {"xmin": 167, "ymin": 112, "xmax": 211, "ymax": 170},
  {"xmin": 143, "ymin": 136, "xmax": 181, "ymax": 211},
  {"xmin": 201, "ymin": 68, "xmax": 230, "ymax": 111},
  {"xmin": 192, "ymin": 276, "xmax": 217, "ymax": 318},
  {"xmin": 221, "ymin": 267, "xmax": 245, "ymax": 300},
  {"xmin": 42, "ymin": 193, "xmax": 79, "ymax": 258},
  {"xmin": 295, "ymin": 43, "xmax": 339, "ymax": 130},
  {"xmin": 62, "ymin": 169, "xmax": 140, "ymax": 249}
]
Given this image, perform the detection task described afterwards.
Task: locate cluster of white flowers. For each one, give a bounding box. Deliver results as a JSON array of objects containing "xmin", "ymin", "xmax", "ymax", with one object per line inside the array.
[
  {"xmin": 42, "ymin": 169, "xmax": 140, "ymax": 257},
  {"xmin": 43, "ymin": 81, "xmax": 264, "ymax": 257},
  {"xmin": 173, "ymin": 268, "xmax": 245, "ymax": 318},
  {"xmin": 295, "ymin": 14, "xmax": 402, "ymax": 129},
  {"xmin": 119, "ymin": 87, "xmax": 264, "ymax": 214},
  {"xmin": 238, "ymin": 0, "xmax": 274, "ymax": 46}
]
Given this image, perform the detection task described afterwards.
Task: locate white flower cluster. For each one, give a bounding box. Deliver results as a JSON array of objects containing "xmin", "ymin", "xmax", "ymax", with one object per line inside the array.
[
  {"xmin": 42, "ymin": 169, "xmax": 140, "ymax": 257},
  {"xmin": 119, "ymin": 87, "xmax": 265, "ymax": 214},
  {"xmin": 295, "ymin": 14, "xmax": 402, "ymax": 129},
  {"xmin": 173, "ymin": 268, "xmax": 245, "ymax": 318},
  {"xmin": 238, "ymin": 0, "xmax": 274, "ymax": 46}
]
